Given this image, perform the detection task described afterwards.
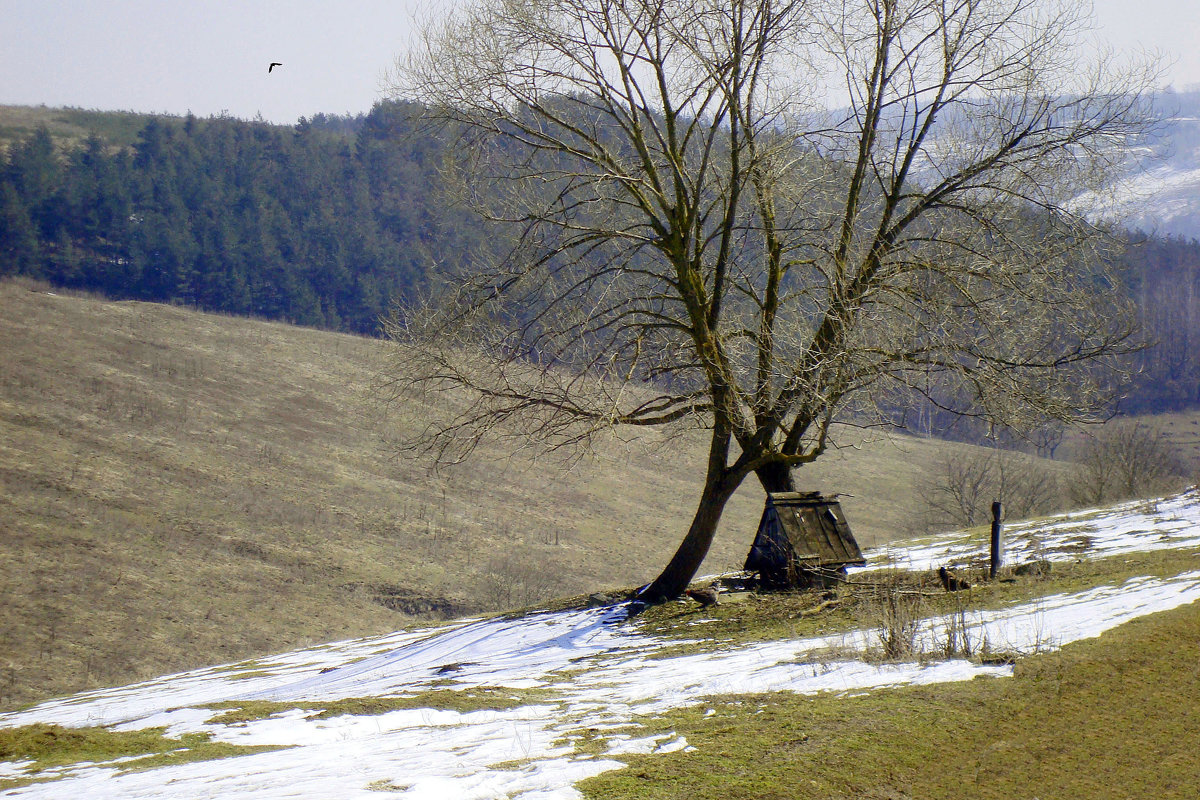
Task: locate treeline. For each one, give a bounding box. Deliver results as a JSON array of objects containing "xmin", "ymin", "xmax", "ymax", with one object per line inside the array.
[
  {"xmin": 1120, "ymin": 234, "xmax": 1200, "ymax": 413},
  {"xmin": 2, "ymin": 102, "xmax": 1199, "ymax": 412},
  {"xmin": 0, "ymin": 103, "xmax": 490, "ymax": 333},
  {"xmin": 902, "ymin": 226, "xmax": 1200, "ymax": 433}
]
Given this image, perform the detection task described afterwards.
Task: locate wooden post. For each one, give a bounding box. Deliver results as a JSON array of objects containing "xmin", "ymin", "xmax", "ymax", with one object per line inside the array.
[{"xmin": 990, "ymin": 500, "xmax": 1004, "ymax": 579}]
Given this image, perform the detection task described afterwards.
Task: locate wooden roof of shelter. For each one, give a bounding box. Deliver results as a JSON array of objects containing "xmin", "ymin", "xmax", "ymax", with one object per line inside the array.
[{"xmin": 743, "ymin": 492, "xmax": 865, "ymax": 587}]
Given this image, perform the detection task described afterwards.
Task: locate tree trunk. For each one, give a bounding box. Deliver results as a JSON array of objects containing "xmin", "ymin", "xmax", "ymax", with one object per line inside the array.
[
  {"xmin": 639, "ymin": 458, "xmax": 801, "ymax": 603},
  {"xmin": 640, "ymin": 421, "xmax": 740, "ymax": 603},
  {"xmin": 755, "ymin": 460, "xmax": 797, "ymax": 494},
  {"xmin": 638, "ymin": 476, "xmax": 736, "ymax": 602}
]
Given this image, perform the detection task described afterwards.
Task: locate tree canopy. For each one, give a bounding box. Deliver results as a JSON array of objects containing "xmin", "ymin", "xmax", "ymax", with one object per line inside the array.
[{"xmin": 385, "ymin": 0, "xmax": 1161, "ymax": 600}]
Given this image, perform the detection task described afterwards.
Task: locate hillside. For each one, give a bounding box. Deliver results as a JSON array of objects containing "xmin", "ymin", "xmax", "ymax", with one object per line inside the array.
[
  {"xmin": 0, "ymin": 278, "xmax": 1080, "ymax": 711},
  {"xmin": 0, "ymin": 105, "xmax": 165, "ymax": 154},
  {"xmin": 0, "ymin": 104, "xmax": 361, "ymax": 156},
  {"xmin": 1075, "ymin": 90, "xmax": 1200, "ymax": 239},
  {"xmin": 0, "ymin": 492, "xmax": 1198, "ymax": 797},
  {"xmin": 4, "ymin": 101, "xmax": 1200, "ymax": 414}
]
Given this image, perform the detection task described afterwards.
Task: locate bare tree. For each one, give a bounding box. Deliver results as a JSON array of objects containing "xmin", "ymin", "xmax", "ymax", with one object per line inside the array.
[
  {"xmin": 924, "ymin": 448, "xmax": 1062, "ymax": 529},
  {"xmin": 1069, "ymin": 421, "xmax": 1188, "ymax": 506},
  {"xmin": 1030, "ymin": 421, "xmax": 1066, "ymax": 459},
  {"xmin": 994, "ymin": 450, "xmax": 1063, "ymax": 520},
  {"xmin": 382, "ymin": 0, "xmax": 1159, "ymax": 601},
  {"xmin": 925, "ymin": 449, "xmax": 994, "ymax": 527}
]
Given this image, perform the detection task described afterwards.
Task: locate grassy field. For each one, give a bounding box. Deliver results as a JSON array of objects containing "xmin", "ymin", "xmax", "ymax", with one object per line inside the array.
[
  {"xmin": 0, "ymin": 277, "xmax": 1179, "ymax": 713},
  {"xmin": 4, "ymin": 531, "xmax": 1196, "ymax": 796},
  {"xmin": 578, "ymin": 598, "xmax": 1200, "ymax": 800}
]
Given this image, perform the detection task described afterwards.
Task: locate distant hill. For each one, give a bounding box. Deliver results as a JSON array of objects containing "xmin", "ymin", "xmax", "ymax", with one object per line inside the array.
[
  {"xmin": 0, "ymin": 104, "xmax": 364, "ymax": 155},
  {"xmin": 3, "ymin": 99, "xmax": 1200, "ymax": 416},
  {"xmin": 0, "ymin": 105, "xmax": 166, "ymax": 154},
  {"xmin": 0, "ymin": 101, "xmax": 469, "ymax": 334},
  {"xmin": 0, "ymin": 278, "xmax": 1085, "ymax": 711},
  {"xmin": 1074, "ymin": 90, "xmax": 1200, "ymax": 240}
]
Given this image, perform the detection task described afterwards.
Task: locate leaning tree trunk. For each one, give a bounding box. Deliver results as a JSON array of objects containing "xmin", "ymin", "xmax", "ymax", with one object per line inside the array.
[
  {"xmin": 639, "ymin": 457, "xmax": 801, "ymax": 603},
  {"xmin": 639, "ymin": 425, "xmax": 740, "ymax": 603},
  {"xmin": 638, "ymin": 476, "xmax": 737, "ymax": 602}
]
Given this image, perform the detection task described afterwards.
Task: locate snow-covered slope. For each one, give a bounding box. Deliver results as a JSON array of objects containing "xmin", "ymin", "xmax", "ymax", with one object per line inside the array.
[
  {"xmin": 1073, "ymin": 130, "xmax": 1200, "ymax": 237},
  {"xmin": 2, "ymin": 492, "xmax": 1199, "ymax": 799},
  {"xmin": 1073, "ymin": 96, "xmax": 1200, "ymax": 237},
  {"xmin": 863, "ymin": 492, "xmax": 1200, "ymax": 572}
]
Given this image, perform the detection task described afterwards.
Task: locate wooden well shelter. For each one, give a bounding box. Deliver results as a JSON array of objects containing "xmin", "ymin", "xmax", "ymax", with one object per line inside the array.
[{"xmin": 743, "ymin": 492, "xmax": 866, "ymax": 588}]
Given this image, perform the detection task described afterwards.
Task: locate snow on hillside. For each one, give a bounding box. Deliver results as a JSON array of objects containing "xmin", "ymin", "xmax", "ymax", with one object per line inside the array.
[
  {"xmin": 1072, "ymin": 158, "xmax": 1200, "ymax": 238},
  {"xmin": 862, "ymin": 492, "xmax": 1200, "ymax": 573},
  {"xmin": 1070, "ymin": 105, "xmax": 1200, "ymax": 238},
  {"xmin": 2, "ymin": 492, "xmax": 1199, "ymax": 799}
]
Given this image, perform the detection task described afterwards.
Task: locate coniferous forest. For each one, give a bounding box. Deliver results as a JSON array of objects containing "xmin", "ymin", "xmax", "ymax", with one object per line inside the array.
[
  {"xmin": 1, "ymin": 102, "xmax": 1199, "ymax": 414},
  {"xmin": 0, "ymin": 103, "xmax": 493, "ymax": 334}
]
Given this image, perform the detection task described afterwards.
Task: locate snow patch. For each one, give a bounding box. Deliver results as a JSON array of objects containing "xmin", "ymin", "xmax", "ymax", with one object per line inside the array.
[{"xmin": 2, "ymin": 492, "xmax": 1198, "ymax": 799}]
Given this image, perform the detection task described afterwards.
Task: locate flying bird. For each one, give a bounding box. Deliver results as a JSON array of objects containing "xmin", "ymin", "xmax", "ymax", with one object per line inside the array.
[{"xmin": 268, "ymin": 62, "xmax": 282, "ymax": 73}]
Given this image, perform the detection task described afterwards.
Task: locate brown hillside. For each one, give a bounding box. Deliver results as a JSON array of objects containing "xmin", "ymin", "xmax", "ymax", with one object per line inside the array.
[{"xmin": 0, "ymin": 278, "xmax": 1050, "ymax": 710}]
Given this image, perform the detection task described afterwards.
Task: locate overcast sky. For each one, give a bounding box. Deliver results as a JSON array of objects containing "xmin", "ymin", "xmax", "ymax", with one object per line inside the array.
[{"xmin": 2, "ymin": 0, "xmax": 1198, "ymax": 125}]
